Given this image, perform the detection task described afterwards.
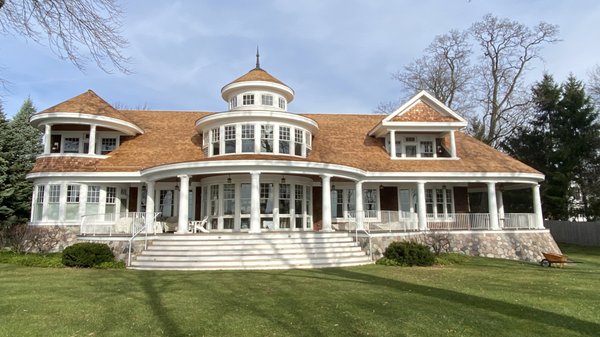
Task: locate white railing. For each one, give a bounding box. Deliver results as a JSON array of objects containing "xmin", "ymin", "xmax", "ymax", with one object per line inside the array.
[
  {"xmin": 427, "ymin": 213, "xmax": 491, "ymax": 230},
  {"xmin": 502, "ymin": 213, "xmax": 536, "ymax": 229},
  {"xmin": 338, "ymin": 210, "xmax": 418, "ymax": 233},
  {"xmin": 80, "ymin": 212, "xmax": 159, "ymax": 236}
]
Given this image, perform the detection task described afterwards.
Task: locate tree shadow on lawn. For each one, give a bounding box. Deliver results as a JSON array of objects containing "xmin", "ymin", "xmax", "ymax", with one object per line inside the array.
[{"xmin": 309, "ymin": 267, "xmax": 600, "ymax": 336}]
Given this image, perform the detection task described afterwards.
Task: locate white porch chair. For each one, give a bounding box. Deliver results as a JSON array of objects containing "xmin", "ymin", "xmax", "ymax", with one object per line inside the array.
[{"xmin": 189, "ymin": 216, "xmax": 209, "ymax": 233}]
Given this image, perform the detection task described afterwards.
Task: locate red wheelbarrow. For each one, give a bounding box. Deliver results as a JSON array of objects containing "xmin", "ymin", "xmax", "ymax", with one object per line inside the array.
[{"xmin": 540, "ymin": 252, "xmax": 578, "ymax": 268}]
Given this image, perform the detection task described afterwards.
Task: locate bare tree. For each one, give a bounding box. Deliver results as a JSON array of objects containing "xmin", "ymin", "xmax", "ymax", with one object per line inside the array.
[
  {"xmin": 0, "ymin": 0, "xmax": 129, "ymax": 73},
  {"xmin": 392, "ymin": 30, "xmax": 473, "ymax": 113},
  {"xmin": 588, "ymin": 65, "xmax": 600, "ymax": 107},
  {"xmin": 471, "ymin": 14, "xmax": 559, "ymax": 146}
]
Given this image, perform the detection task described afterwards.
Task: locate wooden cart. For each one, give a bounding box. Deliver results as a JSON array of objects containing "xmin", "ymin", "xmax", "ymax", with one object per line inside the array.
[{"xmin": 540, "ymin": 252, "xmax": 575, "ymax": 268}]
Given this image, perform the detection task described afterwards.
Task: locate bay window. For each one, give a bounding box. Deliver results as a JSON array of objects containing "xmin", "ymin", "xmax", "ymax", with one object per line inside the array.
[
  {"xmin": 224, "ymin": 125, "xmax": 236, "ymax": 154},
  {"xmin": 65, "ymin": 185, "xmax": 80, "ymax": 221},
  {"xmin": 260, "ymin": 125, "xmax": 274, "ymax": 153},
  {"xmin": 279, "ymin": 126, "xmax": 290, "ymax": 154},
  {"xmin": 241, "ymin": 124, "xmax": 255, "ymax": 153}
]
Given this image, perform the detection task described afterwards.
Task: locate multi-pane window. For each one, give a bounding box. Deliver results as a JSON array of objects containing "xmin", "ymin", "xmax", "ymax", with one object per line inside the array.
[
  {"xmin": 243, "ymin": 94, "xmax": 255, "ymax": 105},
  {"xmin": 295, "ymin": 185, "xmax": 304, "ymax": 229},
  {"xmin": 279, "ymin": 184, "xmax": 290, "ymax": 214},
  {"xmin": 294, "ymin": 129, "xmax": 303, "ymax": 156},
  {"xmin": 211, "ymin": 128, "xmax": 220, "ymax": 155},
  {"xmin": 87, "ymin": 186, "xmax": 100, "ymax": 203},
  {"xmin": 363, "ymin": 189, "xmax": 378, "ymax": 218},
  {"xmin": 421, "ymin": 141, "xmax": 434, "ymax": 157},
  {"xmin": 47, "ymin": 185, "xmax": 60, "ymax": 220},
  {"xmin": 66, "ymin": 185, "xmax": 80, "ymax": 221},
  {"xmin": 210, "ymin": 185, "xmax": 219, "ymax": 216},
  {"xmin": 86, "ymin": 185, "xmax": 101, "ymax": 216},
  {"xmin": 66, "ymin": 185, "xmax": 80, "ymax": 203},
  {"xmin": 332, "ymin": 189, "xmax": 344, "ymax": 218},
  {"xmin": 158, "ymin": 190, "xmax": 174, "ymax": 217},
  {"xmin": 279, "ymin": 126, "xmax": 290, "ymax": 154},
  {"xmin": 261, "ymin": 94, "xmax": 273, "ymax": 106},
  {"xmin": 260, "ymin": 125, "xmax": 274, "ymax": 153},
  {"xmin": 230, "ymin": 96, "xmax": 237, "ymax": 109},
  {"xmin": 34, "ymin": 185, "xmax": 45, "ymax": 221},
  {"xmin": 346, "ymin": 189, "xmax": 356, "ymax": 216},
  {"xmin": 240, "ymin": 183, "xmax": 251, "ymax": 215},
  {"xmin": 260, "ymin": 183, "xmax": 273, "ymax": 214},
  {"xmin": 425, "ymin": 189, "xmax": 434, "ymax": 214},
  {"xmin": 106, "ymin": 187, "xmax": 118, "ymax": 216},
  {"xmin": 223, "ymin": 184, "xmax": 235, "ymax": 215},
  {"xmin": 101, "ymin": 138, "xmax": 117, "ymax": 155},
  {"xmin": 306, "ymin": 186, "xmax": 312, "ymax": 229},
  {"xmin": 63, "ymin": 137, "xmax": 80, "ymax": 153},
  {"xmin": 241, "ymin": 124, "xmax": 254, "ymax": 153},
  {"xmin": 224, "ymin": 125, "xmax": 236, "ymax": 154},
  {"xmin": 405, "ymin": 145, "xmax": 417, "ymax": 157},
  {"xmin": 436, "ymin": 189, "xmax": 445, "ymax": 215},
  {"xmin": 278, "ymin": 97, "xmax": 286, "ymax": 109},
  {"xmin": 395, "ymin": 140, "xmax": 402, "ymax": 157},
  {"xmin": 445, "ymin": 189, "xmax": 453, "ymax": 215}
]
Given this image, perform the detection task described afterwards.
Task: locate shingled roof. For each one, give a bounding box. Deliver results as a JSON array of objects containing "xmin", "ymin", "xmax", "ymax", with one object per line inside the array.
[
  {"xmin": 228, "ymin": 67, "xmax": 287, "ymax": 86},
  {"xmin": 39, "ymin": 90, "xmax": 135, "ymax": 124},
  {"xmin": 391, "ymin": 101, "xmax": 460, "ymax": 122},
  {"xmin": 31, "ymin": 110, "xmax": 540, "ymax": 175}
]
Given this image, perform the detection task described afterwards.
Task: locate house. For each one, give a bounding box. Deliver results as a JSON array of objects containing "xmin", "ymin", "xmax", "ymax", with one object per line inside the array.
[{"xmin": 27, "ymin": 57, "xmax": 560, "ymax": 269}]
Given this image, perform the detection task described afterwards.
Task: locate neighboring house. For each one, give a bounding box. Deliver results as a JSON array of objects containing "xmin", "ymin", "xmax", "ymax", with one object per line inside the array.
[{"xmin": 26, "ymin": 59, "xmax": 559, "ymax": 269}]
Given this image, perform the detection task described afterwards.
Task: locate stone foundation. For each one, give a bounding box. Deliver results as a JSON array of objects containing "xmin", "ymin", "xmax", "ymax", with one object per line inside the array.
[{"xmin": 359, "ymin": 230, "xmax": 561, "ymax": 263}]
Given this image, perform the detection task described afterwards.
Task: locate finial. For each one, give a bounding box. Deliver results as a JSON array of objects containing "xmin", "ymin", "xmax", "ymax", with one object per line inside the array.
[{"xmin": 256, "ymin": 46, "xmax": 260, "ymax": 69}]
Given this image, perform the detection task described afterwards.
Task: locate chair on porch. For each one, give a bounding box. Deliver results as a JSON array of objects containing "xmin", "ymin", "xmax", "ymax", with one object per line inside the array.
[{"xmin": 189, "ymin": 216, "xmax": 209, "ymax": 233}]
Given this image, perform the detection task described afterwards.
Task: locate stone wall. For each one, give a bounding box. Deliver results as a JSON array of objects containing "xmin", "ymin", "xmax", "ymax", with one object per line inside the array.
[{"xmin": 359, "ymin": 230, "xmax": 561, "ymax": 263}]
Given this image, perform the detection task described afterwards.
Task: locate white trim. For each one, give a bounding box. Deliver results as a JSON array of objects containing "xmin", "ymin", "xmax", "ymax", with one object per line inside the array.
[
  {"xmin": 221, "ymin": 81, "xmax": 295, "ymax": 102},
  {"xmin": 30, "ymin": 112, "xmax": 143, "ymax": 135},
  {"xmin": 195, "ymin": 110, "xmax": 319, "ymax": 133},
  {"xmin": 36, "ymin": 153, "xmax": 109, "ymax": 160},
  {"xmin": 383, "ymin": 91, "xmax": 467, "ymax": 124}
]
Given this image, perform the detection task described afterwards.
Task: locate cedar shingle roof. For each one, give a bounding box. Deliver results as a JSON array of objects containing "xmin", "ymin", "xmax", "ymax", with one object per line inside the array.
[
  {"xmin": 229, "ymin": 68, "xmax": 287, "ymax": 86},
  {"xmin": 391, "ymin": 101, "xmax": 460, "ymax": 122},
  {"xmin": 39, "ymin": 90, "xmax": 135, "ymax": 124},
  {"xmin": 31, "ymin": 110, "xmax": 539, "ymax": 175}
]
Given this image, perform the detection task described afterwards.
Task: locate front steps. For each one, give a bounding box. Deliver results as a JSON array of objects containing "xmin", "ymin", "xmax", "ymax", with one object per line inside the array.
[{"xmin": 129, "ymin": 232, "xmax": 372, "ymax": 270}]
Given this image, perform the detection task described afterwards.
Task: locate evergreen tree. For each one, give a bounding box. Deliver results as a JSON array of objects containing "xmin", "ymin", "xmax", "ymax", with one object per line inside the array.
[
  {"xmin": 0, "ymin": 103, "xmax": 13, "ymax": 225},
  {"xmin": 3, "ymin": 98, "xmax": 42, "ymax": 226},
  {"xmin": 503, "ymin": 74, "xmax": 600, "ymax": 220}
]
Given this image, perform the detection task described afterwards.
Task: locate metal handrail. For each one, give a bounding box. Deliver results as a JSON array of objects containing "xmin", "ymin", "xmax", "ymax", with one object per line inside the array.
[{"xmin": 127, "ymin": 212, "xmax": 161, "ymax": 266}]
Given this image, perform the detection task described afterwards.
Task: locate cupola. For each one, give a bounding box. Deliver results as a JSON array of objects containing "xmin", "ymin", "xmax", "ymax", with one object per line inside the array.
[{"xmin": 221, "ymin": 49, "xmax": 295, "ymax": 112}]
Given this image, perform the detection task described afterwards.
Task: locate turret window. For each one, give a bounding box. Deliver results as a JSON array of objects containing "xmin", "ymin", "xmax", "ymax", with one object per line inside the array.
[
  {"xmin": 243, "ymin": 94, "xmax": 255, "ymax": 105},
  {"xmin": 224, "ymin": 125, "xmax": 236, "ymax": 154},
  {"xmin": 294, "ymin": 129, "xmax": 303, "ymax": 155},
  {"xmin": 278, "ymin": 97, "xmax": 286, "ymax": 109},
  {"xmin": 279, "ymin": 126, "xmax": 290, "ymax": 154},
  {"xmin": 241, "ymin": 124, "xmax": 254, "ymax": 153},
  {"xmin": 260, "ymin": 125, "xmax": 274, "ymax": 153},
  {"xmin": 261, "ymin": 94, "xmax": 273, "ymax": 106},
  {"xmin": 230, "ymin": 96, "xmax": 237, "ymax": 109},
  {"xmin": 211, "ymin": 127, "xmax": 220, "ymax": 155}
]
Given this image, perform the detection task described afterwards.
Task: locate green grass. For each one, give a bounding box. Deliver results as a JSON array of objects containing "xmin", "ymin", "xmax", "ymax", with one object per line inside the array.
[{"xmin": 0, "ymin": 244, "xmax": 599, "ymax": 337}]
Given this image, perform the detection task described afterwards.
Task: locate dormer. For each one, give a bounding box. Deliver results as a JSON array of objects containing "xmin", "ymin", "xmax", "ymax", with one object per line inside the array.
[
  {"xmin": 369, "ymin": 91, "xmax": 467, "ymax": 159},
  {"xmin": 30, "ymin": 90, "xmax": 143, "ymax": 158}
]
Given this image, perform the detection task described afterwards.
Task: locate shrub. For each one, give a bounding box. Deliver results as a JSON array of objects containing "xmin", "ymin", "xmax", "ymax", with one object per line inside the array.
[
  {"xmin": 62, "ymin": 243, "xmax": 115, "ymax": 268},
  {"xmin": 382, "ymin": 241, "xmax": 435, "ymax": 266}
]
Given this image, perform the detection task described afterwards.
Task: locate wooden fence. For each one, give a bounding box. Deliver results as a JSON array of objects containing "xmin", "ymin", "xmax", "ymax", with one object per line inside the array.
[{"xmin": 544, "ymin": 220, "xmax": 600, "ymax": 246}]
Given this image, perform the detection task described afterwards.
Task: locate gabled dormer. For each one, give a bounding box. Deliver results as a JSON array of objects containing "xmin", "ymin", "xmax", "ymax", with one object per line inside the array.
[{"xmin": 369, "ymin": 91, "xmax": 467, "ymax": 159}]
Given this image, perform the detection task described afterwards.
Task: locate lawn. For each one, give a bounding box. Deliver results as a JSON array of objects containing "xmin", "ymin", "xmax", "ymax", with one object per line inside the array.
[{"xmin": 0, "ymin": 244, "xmax": 599, "ymax": 337}]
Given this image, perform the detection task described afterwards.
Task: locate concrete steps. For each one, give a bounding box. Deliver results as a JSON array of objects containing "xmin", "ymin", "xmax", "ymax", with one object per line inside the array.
[{"xmin": 129, "ymin": 232, "xmax": 372, "ymax": 270}]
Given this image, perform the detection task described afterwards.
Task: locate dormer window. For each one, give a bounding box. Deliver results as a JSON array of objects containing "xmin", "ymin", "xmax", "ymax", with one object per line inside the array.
[
  {"xmin": 243, "ymin": 94, "xmax": 255, "ymax": 105},
  {"xmin": 278, "ymin": 97, "xmax": 286, "ymax": 109},
  {"xmin": 101, "ymin": 138, "xmax": 117, "ymax": 155},
  {"xmin": 262, "ymin": 94, "xmax": 273, "ymax": 106}
]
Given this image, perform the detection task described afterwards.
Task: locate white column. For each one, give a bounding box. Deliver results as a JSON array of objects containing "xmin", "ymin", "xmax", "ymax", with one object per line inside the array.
[
  {"xmin": 496, "ymin": 190, "xmax": 504, "ymax": 228},
  {"xmin": 43, "ymin": 124, "xmax": 52, "ymax": 154},
  {"xmin": 321, "ymin": 174, "xmax": 333, "ymax": 232},
  {"xmin": 450, "ymin": 130, "xmax": 457, "ymax": 158},
  {"xmin": 355, "ymin": 180, "xmax": 364, "ymax": 230},
  {"xmin": 177, "ymin": 175, "xmax": 190, "ymax": 234},
  {"xmin": 416, "ymin": 181, "xmax": 427, "ymax": 231},
  {"xmin": 88, "ymin": 124, "xmax": 97, "ymax": 155},
  {"xmin": 487, "ymin": 182, "xmax": 499, "ymax": 230},
  {"xmin": 145, "ymin": 181, "xmax": 155, "ymax": 234},
  {"xmin": 249, "ymin": 171, "xmax": 261, "ymax": 233},
  {"xmin": 390, "ymin": 131, "xmax": 396, "ymax": 159},
  {"xmin": 78, "ymin": 184, "xmax": 88, "ymax": 220},
  {"xmin": 532, "ymin": 184, "xmax": 544, "ymax": 229}
]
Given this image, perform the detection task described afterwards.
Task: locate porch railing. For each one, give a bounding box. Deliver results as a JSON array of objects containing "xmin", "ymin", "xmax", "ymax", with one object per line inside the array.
[
  {"xmin": 80, "ymin": 212, "xmax": 160, "ymax": 236},
  {"xmin": 336, "ymin": 211, "xmax": 537, "ymax": 232}
]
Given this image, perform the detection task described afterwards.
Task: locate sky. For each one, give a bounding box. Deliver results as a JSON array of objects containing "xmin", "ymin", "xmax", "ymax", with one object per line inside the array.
[{"xmin": 2, "ymin": 0, "xmax": 600, "ymax": 118}]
